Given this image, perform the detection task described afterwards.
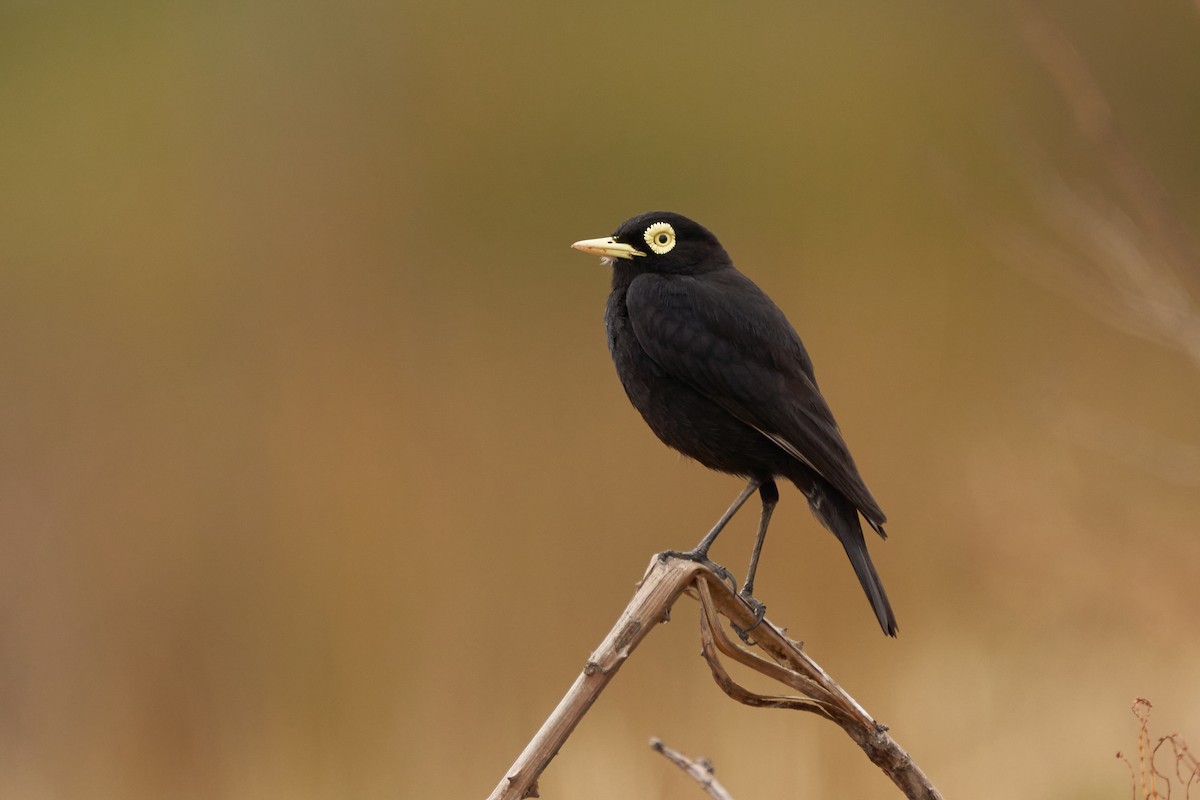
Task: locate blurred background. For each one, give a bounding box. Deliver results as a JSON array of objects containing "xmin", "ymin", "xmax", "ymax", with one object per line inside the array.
[{"xmin": 2, "ymin": 1, "xmax": 1199, "ymax": 798}]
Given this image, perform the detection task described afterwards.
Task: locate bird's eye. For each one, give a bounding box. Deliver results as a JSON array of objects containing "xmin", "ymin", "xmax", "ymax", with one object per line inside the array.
[{"xmin": 644, "ymin": 222, "xmax": 676, "ymax": 255}]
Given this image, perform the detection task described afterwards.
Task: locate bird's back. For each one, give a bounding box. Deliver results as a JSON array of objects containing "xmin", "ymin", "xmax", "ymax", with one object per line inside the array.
[{"xmin": 610, "ymin": 264, "xmax": 886, "ymax": 527}]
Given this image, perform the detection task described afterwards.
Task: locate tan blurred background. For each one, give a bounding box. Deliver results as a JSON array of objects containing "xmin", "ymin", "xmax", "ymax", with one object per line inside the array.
[{"xmin": 3, "ymin": 1, "xmax": 1200, "ymax": 798}]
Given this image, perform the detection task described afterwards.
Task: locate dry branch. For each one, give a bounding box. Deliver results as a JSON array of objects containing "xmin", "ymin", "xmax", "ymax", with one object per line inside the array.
[
  {"xmin": 650, "ymin": 738, "xmax": 735, "ymax": 800},
  {"xmin": 485, "ymin": 554, "xmax": 942, "ymax": 800}
]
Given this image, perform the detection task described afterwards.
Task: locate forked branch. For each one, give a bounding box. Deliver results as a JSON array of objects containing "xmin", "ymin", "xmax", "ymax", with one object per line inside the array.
[{"xmin": 485, "ymin": 555, "xmax": 942, "ymax": 800}]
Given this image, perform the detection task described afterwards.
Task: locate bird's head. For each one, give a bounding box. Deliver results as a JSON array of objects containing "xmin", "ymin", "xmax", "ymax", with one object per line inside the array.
[{"xmin": 571, "ymin": 211, "xmax": 730, "ymax": 275}]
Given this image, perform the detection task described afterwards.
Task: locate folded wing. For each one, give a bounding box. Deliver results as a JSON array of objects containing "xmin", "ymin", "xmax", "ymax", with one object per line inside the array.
[{"xmin": 626, "ymin": 269, "xmax": 887, "ymax": 531}]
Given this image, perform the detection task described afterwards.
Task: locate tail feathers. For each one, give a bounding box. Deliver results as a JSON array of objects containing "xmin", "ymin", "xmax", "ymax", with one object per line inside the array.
[
  {"xmin": 801, "ymin": 476, "xmax": 898, "ymax": 636},
  {"xmin": 841, "ymin": 529, "xmax": 898, "ymax": 636},
  {"xmin": 867, "ymin": 517, "xmax": 888, "ymax": 540}
]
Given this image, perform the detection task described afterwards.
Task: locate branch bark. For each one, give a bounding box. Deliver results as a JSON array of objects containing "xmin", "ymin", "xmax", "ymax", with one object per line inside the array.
[
  {"xmin": 650, "ymin": 738, "xmax": 735, "ymax": 800},
  {"xmin": 485, "ymin": 555, "xmax": 943, "ymax": 800},
  {"xmin": 486, "ymin": 556, "xmax": 708, "ymax": 800}
]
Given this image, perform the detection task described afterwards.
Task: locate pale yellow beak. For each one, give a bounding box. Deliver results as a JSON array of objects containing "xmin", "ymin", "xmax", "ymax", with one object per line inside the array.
[{"xmin": 571, "ymin": 236, "xmax": 646, "ymax": 260}]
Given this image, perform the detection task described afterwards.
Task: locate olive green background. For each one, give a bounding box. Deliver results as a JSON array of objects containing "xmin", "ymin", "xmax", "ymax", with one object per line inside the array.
[{"xmin": 3, "ymin": 2, "xmax": 1199, "ymax": 798}]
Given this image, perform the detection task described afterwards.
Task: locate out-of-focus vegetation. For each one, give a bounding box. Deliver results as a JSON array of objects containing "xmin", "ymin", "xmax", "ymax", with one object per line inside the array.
[
  {"xmin": 1118, "ymin": 699, "xmax": 1198, "ymax": 799},
  {"xmin": 2, "ymin": 2, "xmax": 1199, "ymax": 798}
]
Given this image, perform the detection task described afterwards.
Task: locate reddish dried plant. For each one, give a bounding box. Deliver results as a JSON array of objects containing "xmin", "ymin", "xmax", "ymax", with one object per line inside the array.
[{"xmin": 1117, "ymin": 698, "xmax": 1199, "ymax": 800}]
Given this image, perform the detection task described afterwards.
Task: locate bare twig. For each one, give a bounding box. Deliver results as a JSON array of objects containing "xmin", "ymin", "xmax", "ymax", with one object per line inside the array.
[
  {"xmin": 486, "ymin": 556, "xmax": 708, "ymax": 800},
  {"xmin": 1118, "ymin": 698, "xmax": 1200, "ymax": 800},
  {"xmin": 695, "ymin": 578, "xmax": 837, "ymax": 718},
  {"xmin": 692, "ymin": 575, "xmax": 943, "ymax": 800},
  {"xmin": 486, "ymin": 555, "xmax": 943, "ymax": 800},
  {"xmin": 650, "ymin": 738, "xmax": 735, "ymax": 800}
]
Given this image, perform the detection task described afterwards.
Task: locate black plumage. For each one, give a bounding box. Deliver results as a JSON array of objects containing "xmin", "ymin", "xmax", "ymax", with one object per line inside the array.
[{"xmin": 572, "ymin": 211, "xmax": 897, "ymax": 636}]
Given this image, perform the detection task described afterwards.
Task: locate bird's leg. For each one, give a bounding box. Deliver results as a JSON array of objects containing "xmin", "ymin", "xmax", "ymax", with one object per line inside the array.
[
  {"xmin": 660, "ymin": 479, "xmax": 761, "ymax": 587},
  {"xmin": 740, "ymin": 479, "xmax": 779, "ymax": 600},
  {"xmin": 731, "ymin": 480, "xmax": 778, "ymax": 641},
  {"xmin": 691, "ymin": 478, "xmax": 761, "ymax": 558},
  {"xmin": 729, "ymin": 479, "xmax": 777, "ymax": 642},
  {"xmin": 729, "ymin": 482, "xmax": 777, "ymax": 642}
]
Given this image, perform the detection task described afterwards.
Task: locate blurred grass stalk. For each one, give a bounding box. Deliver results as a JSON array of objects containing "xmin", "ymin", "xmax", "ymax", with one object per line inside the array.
[{"xmin": 1012, "ymin": 1, "xmax": 1200, "ymax": 369}]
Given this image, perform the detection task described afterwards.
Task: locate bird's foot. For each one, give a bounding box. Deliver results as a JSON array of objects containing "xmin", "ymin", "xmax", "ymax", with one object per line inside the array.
[
  {"xmin": 732, "ymin": 591, "xmax": 767, "ymax": 643},
  {"xmin": 658, "ymin": 549, "xmax": 738, "ymax": 592}
]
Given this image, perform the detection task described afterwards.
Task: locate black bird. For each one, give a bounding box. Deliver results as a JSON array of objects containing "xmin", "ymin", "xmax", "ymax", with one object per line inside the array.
[{"xmin": 572, "ymin": 211, "xmax": 897, "ymax": 636}]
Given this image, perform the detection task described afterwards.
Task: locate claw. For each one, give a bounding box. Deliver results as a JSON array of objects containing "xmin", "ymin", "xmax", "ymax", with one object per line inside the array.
[
  {"xmin": 708, "ymin": 561, "xmax": 738, "ymax": 591},
  {"xmin": 732, "ymin": 592, "xmax": 767, "ymax": 642},
  {"xmin": 659, "ymin": 549, "xmax": 739, "ymax": 591}
]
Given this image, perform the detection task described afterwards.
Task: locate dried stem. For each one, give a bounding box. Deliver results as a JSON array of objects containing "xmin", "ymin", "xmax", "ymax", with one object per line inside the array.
[
  {"xmin": 1118, "ymin": 698, "xmax": 1199, "ymax": 800},
  {"xmin": 485, "ymin": 556, "xmax": 707, "ymax": 800},
  {"xmin": 485, "ymin": 555, "xmax": 943, "ymax": 800},
  {"xmin": 650, "ymin": 738, "xmax": 735, "ymax": 800}
]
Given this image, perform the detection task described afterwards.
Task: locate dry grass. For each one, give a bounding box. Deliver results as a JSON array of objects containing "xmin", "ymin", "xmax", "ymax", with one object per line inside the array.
[{"xmin": 1118, "ymin": 698, "xmax": 1199, "ymax": 800}]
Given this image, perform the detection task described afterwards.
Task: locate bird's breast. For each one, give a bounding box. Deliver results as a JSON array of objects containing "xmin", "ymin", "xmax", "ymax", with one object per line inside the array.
[{"xmin": 602, "ymin": 285, "xmax": 791, "ymax": 479}]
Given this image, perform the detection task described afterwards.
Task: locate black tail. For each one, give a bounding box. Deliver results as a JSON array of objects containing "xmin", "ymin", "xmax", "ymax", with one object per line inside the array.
[{"xmin": 797, "ymin": 474, "xmax": 898, "ymax": 636}]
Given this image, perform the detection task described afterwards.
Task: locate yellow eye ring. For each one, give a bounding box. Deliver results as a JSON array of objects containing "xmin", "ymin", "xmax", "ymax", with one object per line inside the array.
[{"xmin": 644, "ymin": 222, "xmax": 676, "ymax": 255}]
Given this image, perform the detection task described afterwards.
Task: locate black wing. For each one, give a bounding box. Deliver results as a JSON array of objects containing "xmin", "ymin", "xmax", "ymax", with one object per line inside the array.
[{"xmin": 626, "ymin": 269, "xmax": 886, "ymax": 528}]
